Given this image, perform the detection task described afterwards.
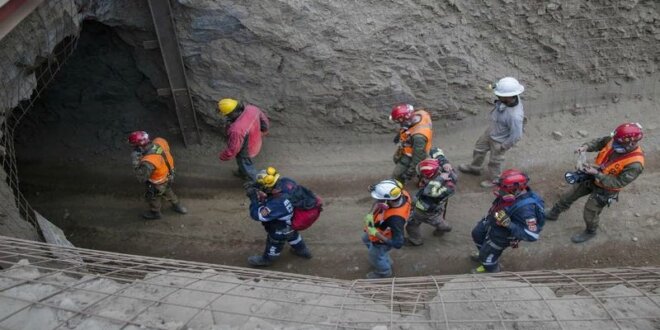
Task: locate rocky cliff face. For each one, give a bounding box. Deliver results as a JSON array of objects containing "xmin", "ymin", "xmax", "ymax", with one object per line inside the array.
[{"xmin": 78, "ymin": 0, "xmax": 659, "ymax": 132}]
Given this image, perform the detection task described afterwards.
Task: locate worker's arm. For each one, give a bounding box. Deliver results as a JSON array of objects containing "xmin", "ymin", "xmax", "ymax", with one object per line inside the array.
[
  {"xmin": 134, "ymin": 162, "xmax": 154, "ymax": 183},
  {"xmin": 249, "ymin": 196, "xmax": 294, "ymax": 222},
  {"xmin": 219, "ymin": 129, "xmax": 245, "ymax": 161},
  {"xmin": 501, "ymin": 111, "xmax": 524, "ymax": 150},
  {"xmin": 259, "ymin": 108, "xmax": 270, "ymax": 132},
  {"xmin": 383, "ymin": 216, "xmax": 406, "ymax": 249},
  {"xmin": 594, "ymin": 163, "xmax": 644, "ymax": 189},
  {"xmin": 583, "ymin": 136, "xmax": 612, "ymax": 152},
  {"xmin": 405, "ymin": 134, "xmax": 428, "ymax": 177},
  {"xmin": 507, "ymin": 204, "xmax": 542, "ymax": 242}
]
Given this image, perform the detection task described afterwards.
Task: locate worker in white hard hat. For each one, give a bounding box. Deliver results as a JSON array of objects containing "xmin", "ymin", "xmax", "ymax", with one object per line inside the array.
[{"xmin": 458, "ymin": 77, "xmax": 525, "ymax": 188}]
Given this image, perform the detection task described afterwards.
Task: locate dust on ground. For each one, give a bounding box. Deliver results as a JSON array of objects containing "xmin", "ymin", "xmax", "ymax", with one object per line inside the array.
[{"xmin": 15, "ymin": 89, "xmax": 660, "ymax": 280}]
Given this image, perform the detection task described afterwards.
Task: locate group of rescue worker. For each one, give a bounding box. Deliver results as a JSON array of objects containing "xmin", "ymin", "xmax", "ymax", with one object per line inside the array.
[{"xmin": 126, "ymin": 76, "xmax": 646, "ymax": 278}]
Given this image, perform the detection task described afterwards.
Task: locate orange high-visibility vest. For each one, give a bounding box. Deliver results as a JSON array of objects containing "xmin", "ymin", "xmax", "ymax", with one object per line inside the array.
[
  {"xmin": 366, "ymin": 191, "xmax": 412, "ymax": 243},
  {"xmin": 398, "ymin": 110, "xmax": 432, "ymax": 157},
  {"xmin": 593, "ymin": 141, "xmax": 644, "ymax": 191},
  {"xmin": 141, "ymin": 137, "xmax": 174, "ymax": 184}
]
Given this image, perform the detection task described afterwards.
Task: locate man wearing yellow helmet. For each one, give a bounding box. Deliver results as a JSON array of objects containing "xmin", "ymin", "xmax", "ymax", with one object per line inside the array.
[
  {"xmin": 217, "ymin": 98, "xmax": 269, "ymax": 181},
  {"xmin": 244, "ymin": 167, "xmax": 321, "ymax": 267}
]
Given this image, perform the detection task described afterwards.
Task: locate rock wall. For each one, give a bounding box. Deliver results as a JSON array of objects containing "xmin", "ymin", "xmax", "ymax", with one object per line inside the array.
[
  {"xmin": 80, "ymin": 0, "xmax": 659, "ymax": 132},
  {"xmin": 0, "ymin": 0, "xmax": 81, "ymax": 240}
]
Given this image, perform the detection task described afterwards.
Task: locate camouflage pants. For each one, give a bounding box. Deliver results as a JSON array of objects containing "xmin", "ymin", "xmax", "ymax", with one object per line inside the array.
[
  {"xmin": 146, "ymin": 182, "xmax": 179, "ymax": 213},
  {"xmin": 392, "ymin": 155, "xmax": 412, "ymax": 183},
  {"xmin": 469, "ymin": 128, "xmax": 507, "ymax": 180},
  {"xmin": 406, "ymin": 207, "xmax": 450, "ymax": 245},
  {"xmin": 551, "ymin": 180, "xmax": 617, "ymax": 232}
]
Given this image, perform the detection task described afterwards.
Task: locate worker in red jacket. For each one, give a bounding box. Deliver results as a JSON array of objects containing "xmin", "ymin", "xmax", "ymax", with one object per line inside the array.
[{"xmin": 218, "ymin": 98, "xmax": 270, "ymax": 181}]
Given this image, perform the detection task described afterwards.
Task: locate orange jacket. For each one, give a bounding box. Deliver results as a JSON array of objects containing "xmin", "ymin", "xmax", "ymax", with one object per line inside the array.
[
  {"xmin": 593, "ymin": 141, "xmax": 644, "ymax": 191},
  {"xmin": 366, "ymin": 191, "xmax": 412, "ymax": 243},
  {"xmin": 398, "ymin": 110, "xmax": 432, "ymax": 157},
  {"xmin": 141, "ymin": 138, "xmax": 174, "ymax": 184}
]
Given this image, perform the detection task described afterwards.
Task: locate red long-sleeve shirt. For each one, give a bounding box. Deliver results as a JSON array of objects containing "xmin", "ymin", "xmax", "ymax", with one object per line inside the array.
[{"xmin": 219, "ymin": 105, "xmax": 269, "ymax": 160}]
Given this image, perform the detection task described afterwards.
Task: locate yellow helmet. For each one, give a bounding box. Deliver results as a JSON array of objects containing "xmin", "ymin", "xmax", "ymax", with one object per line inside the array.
[
  {"xmin": 218, "ymin": 98, "xmax": 239, "ymax": 116},
  {"xmin": 256, "ymin": 167, "xmax": 280, "ymax": 188}
]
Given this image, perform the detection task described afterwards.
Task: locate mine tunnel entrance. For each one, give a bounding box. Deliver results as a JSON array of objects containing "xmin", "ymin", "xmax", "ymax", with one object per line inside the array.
[{"xmin": 12, "ymin": 21, "xmax": 660, "ymax": 281}]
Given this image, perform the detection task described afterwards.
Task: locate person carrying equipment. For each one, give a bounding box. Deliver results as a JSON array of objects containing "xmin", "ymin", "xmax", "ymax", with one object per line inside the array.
[{"xmin": 545, "ymin": 123, "xmax": 645, "ymax": 243}]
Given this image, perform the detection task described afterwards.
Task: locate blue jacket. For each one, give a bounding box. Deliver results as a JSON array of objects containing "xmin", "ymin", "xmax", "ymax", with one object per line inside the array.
[
  {"xmin": 249, "ymin": 195, "xmax": 294, "ymax": 224},
  {"xmin": 491, "ymin": 190, "xmax": 545, "ymax": 242}
]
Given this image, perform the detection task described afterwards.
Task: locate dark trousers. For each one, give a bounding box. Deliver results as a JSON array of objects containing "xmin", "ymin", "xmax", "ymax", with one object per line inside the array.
[
  {"xmin": 262, "ymin": 221, "xmax": 308, "ymax": 259},
  {"xmin": 145, "ymin": 182, "xmax": 178, "ymax": 212},
  {"xmin": 471, "ymin": 217, "xmax": 512, "ymax": 271}
]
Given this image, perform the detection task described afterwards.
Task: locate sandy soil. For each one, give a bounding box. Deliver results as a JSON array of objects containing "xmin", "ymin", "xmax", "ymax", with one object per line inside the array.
[{"xmin": 15, "ymin": 93, "xmax": 660, "ymax": 280}]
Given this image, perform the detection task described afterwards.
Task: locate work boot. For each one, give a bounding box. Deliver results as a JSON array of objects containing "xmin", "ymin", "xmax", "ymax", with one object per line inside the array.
[
  {"xmin": 172, "ymin": 203, "xmax": 188, "ymax": 214},
  {"xmin": 405, "ymin": 237, "xmax": 424, "ymax": 246},
  {"xmin": 141, "ymin": 211, "xmax": 162, "ymax": 220},
  {"xmin": 458, "ymin": 164, "xmax": 481, "ymax": 176},
  {"xmin": 366, "ymin": 271, "xmax": 392, "ymax": 279},
  {"xmin": 469, "ymin": 251, "xmax": 480, "ymax": 262},
  {"xmin": 571, "ymin": 230, "xmax": 597, "ymax": 244},
  {"xmin": 247, "ymin": 255, "xmax": 273, "ymax": 267},
  {"xmin": 433, "ymin": 221, "xmax": 453, "ymax": 235},
  {"xmin": 545, "ymin": 207, "xmax": 560, "ymax": 221},
  {"xmin": 471, "ymin": 264, "xmax": 501, "ymax": 274},
  {"xmin": 290, "ymin": 247, "xmax": 312, "ymax": 259},
  {"xmin": 480, "ymin": 180, "xmax": 495, "ymax": 188}
]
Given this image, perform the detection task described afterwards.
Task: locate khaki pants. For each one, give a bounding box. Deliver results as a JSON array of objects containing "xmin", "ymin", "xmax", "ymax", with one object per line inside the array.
[
  {"xmin": 552, "ymin": 180, "xmax": 617, "ymax": 232},
  {"xmin": 469, "ymin": 129, "xmax": 507, "ymax": 180},
  {"xmin": 146, "ymin": 182, "xmax": 179, "ymax": 213}
]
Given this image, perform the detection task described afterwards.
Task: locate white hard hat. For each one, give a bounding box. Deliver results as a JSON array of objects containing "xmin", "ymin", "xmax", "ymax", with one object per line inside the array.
[
  {"xmin": 370, "ymin": 179, "xmax": 403, "ymax": 200},
  {"xmin": 493, "ymin": 77, "xmax": 524, "ymax": 97}
]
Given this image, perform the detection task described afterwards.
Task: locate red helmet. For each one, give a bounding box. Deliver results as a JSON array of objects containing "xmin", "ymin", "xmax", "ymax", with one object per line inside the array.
[
  {"xmin": 496, "ymin": 169, "xmax": 529, "ymax": 194},
  {"xmin": 390, "ymin": 104, "xmax": 414, "ymax": 123},
  {"xmin": 416, "ymin": 158, "xmax": 440, "ymax": 179},
  {"xmin": 128, "ymin": 131, "xmax": 150, "ymax": 147},
  {"xmin": 612, "ymin": 122, "xmax": 643, "ymax": 144}
]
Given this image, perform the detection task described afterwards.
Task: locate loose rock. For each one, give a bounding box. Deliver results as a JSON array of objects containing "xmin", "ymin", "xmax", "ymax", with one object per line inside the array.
[
  {"xmin": 577, "ymin": 130, "xmax": 589, "ymax": 137},
  {"xmin": 551, "ymin": 131, "xmax": 563, "ymax": 141}
]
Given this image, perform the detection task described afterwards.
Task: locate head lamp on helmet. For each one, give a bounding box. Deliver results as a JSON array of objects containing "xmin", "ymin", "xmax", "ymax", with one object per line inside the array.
[{"xmin": 256, "ymin": 166, "xmax": 280, "ymax": 189}]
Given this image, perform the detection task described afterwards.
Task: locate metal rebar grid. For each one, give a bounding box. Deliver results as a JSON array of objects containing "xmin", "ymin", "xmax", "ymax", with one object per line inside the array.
[
  {"xmin": 0, "ymin": 0, "xmax": 80, "ymax": 240},
  {"xmin": 1, "ymin": 236, "xmax": 659, "ymax": 330}
]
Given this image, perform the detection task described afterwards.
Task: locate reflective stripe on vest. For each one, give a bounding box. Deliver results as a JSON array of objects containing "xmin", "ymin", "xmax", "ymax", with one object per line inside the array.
[
  {"xmin": 141, "ymin": 137, "xmax": 174, "ymax": 184},
  {"xmin": 593, "ymin": 141, "xmax": 644, "ymax": 191},
  {"xmin": 367, "ymin": 190, "xmax": 412, "ymax": 243},
  {"xmin": 399, "ymin": 110, "xmax": 433, "ymax": 157}
]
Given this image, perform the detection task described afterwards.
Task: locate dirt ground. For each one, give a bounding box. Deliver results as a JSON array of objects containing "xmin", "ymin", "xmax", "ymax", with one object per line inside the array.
[{"xmin": 15, "ymin": 89, "xmax": 660, "ymax": 280}]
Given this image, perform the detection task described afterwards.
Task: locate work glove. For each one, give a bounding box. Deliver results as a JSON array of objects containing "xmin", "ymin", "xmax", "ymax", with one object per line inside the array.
[
  {"xmin": 575, "ymin": 145, "xmax": 588, "ymax": 154},
  {"xmin": 493, "ymin": 210, "xmax": 510, "ymax": 227},
  {"xmin": 393, "ymin": 134, "xmax": 400, "ymax": 144},
  {"xmin": 364, "ymin": 214, "xmax": 378, "ymax": 236}
]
